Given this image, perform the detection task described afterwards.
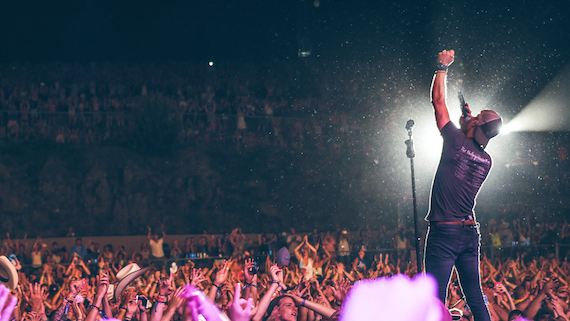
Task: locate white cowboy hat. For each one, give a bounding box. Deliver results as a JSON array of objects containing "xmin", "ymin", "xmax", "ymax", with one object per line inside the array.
[
  {"xmin": 114, "ymin": 263, "xmax": 150, "ymax": 299},
  {"xmin": 0, "ymin": 256, "xmax": 18, "ymax": 290}
]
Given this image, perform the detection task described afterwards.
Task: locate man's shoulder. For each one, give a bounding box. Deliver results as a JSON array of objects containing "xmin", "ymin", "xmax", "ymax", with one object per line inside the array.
[{"xmin": 440, "ymin": 121, "xmax": 462, "ymax": 138}]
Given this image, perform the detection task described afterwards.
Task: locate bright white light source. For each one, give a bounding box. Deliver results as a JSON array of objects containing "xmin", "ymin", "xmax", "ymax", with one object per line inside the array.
[
  {"xmin": 208, "ymin": 61, "xmax": 214, "ymax": 67},
  {"xmin": 500, "ymin": 121, "xmax": 515, "ymax": 135}
]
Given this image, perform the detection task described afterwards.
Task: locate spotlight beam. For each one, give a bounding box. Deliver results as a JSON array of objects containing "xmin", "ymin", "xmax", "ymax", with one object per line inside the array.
[{"xmin": 503, "ymin": 64, "xmax": 570, "ymax": 133}]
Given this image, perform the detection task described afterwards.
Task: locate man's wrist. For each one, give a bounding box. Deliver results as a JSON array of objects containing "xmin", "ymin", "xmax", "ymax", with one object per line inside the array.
[
  {"xmin": 90, "ymin": 304, "xmax": 102, "ymax": 311},
  {"xmin": 435, "ymin": 62, "xmax": 449, "ymax": 71},
  {"xmin": 95, "ymin": 295, "xmax": 106, "ymax": 304}
]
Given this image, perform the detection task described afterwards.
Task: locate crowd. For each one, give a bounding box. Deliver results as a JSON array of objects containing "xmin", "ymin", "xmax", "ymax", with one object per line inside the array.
[
  {"xmin": 1, "ymin": 62, "xmax": 568, "ymax": 210},
  {"xmin": 0, "ymin": 62, "xmax": 568, "ymax": 321},
  {"xmin": 0, "ymin": 61, "xmax": 379, "ymax": 150},
  {"xmin": 2, "ymin": 62, "xmax": 566, "ymax": 159},
  {"xmin": 0, "ymin": 216, "xmax": 568, "ymax": 321}
]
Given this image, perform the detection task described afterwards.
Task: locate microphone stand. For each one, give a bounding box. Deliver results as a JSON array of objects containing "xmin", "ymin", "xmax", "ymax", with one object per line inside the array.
[{"xmin": 405, "ymin": 120, "xmax": 422, "ymax": 274}]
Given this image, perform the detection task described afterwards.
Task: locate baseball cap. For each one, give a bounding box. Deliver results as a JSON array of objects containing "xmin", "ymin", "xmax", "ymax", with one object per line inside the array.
[
  {"xmin": 473, "ymin": 110, "xmax": 502, "ymax": 148},
  {"xmin": 275, "ymin": 247, "xmax": 290, "ymax": 267}
]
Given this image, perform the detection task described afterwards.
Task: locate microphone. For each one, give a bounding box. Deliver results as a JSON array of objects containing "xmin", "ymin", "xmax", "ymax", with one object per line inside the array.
[
  {"xmin": 458, "ymin": 92, "xmax": 471, "ymax": 121},
  {"xmin": 405, "ymin": 119, "xmax": 415, "ymax": 158}
]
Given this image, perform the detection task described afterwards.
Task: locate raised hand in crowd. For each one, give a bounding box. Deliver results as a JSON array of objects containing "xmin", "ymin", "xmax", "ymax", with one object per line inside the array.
[
  {"xmin": 158, "ymin": 273, "xmax": 174, "ymax": 298},
  {"xmin": 182, "ymin": 285, "xmax": 226, "ymax": 321},
  {"xmin": 85, "ymin": 270, "xmax": 110, "ymax": 321},
  {"xmin": 160, "ymin": 287, "xmax": 186, "ymax": 321},
  {"xmin": 23, "ymin": 283, "xmax": 45, "ymax": 319},
  {"xmin": 332, "ymin": 278, "xmax": 350, "ymax": 305},
  {"xmin": 207, "ymin": 259, "xmax": 233, "ymax": 302},
  {"xmin": 252, "ymin": 265, "xmax": 283, "ymax": 321},
  {"xmin": 243, "ymin": 257, "xmax": 258, "ymax": 302},
  {"xmin": 70, "ymin": 299, "xmax": 84, "ymax": 321},
  {"xmin": 124, "ymin": 292, "xmax": 139, "ymax": 321},
  {"xmin": 190, "ymin": 268, "xmax": 207, "ymax": 288},
  {"xmin": 0, "ymin": 285, "xmax": 18, "ymax": 321},
  {"xmin": 228, "ymin": 283, "xmax": 257, "ymax": 321},
  {"xmin": 49, "ymin": 279, "xmax": 82, "ymax": 321},
  {"xmin": 525, "ymin": 278, "xmax": 556, "ymax": 320}
]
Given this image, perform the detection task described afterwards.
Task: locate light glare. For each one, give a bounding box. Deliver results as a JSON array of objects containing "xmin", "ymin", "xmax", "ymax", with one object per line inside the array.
[{"xmin": 504, "ymin": 64, "xmax": 570, "ymax": 132}]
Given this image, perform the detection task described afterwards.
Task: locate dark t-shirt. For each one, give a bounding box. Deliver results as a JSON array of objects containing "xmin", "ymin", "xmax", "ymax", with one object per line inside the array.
[{"xmin": 426, "ymin": 121, "xmax": 492, "ymax": 222}]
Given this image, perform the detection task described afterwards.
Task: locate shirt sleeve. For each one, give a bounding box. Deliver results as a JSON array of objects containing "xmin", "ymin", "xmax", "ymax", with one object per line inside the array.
[{"xmin": 440, "ymin": 121, "xmax": 462, "ymax": 147}]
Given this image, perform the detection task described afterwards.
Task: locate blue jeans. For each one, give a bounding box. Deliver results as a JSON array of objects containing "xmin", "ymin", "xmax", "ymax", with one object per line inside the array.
[{"xmin": 424, "ymin": 224, "xmax": 491, "ymax": 321}]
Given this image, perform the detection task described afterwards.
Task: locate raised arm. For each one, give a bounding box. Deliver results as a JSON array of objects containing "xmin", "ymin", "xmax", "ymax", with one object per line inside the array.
[
  {"xmin": 252, "ymin": 265, "xmax": 283, "ymax": 321},
  {"xmin": 150, "ymin": 273, "xmax": 173, "ymax": 321},
  {"xmin": 5, "ymin": 233, "xmax": 13, "ymax": 250},
  {"xmin": 160, "ymin": 287, "xmax": 186, "ymax": 321},
  {"xmin": 207, "ymin": 259, "xmax": 232, "ymax": 302},
  {"xmin": 294, "ymin": 240, "xmax": 305, "ymax": 262},
  {"xmin": 228, "ymin": 283, "xmax": 256, "ymax": 321},
  {"xmin": 304, "ymin": 237, "xmax": 317, "ymax": 254},
  {"xmin": 525, "ymin": 279, "xmax": 555, "ymax": 320},
  {"xmin": 243, "ymin": 258, "xmax": 258, "ymax": 303},
  {"xmin": 431, "ymin": 49, "xmax": 454, "ymax": 131},
  {"xmin": 0, "ymin": 285, "xmax": 17, "ymax": 321},
  {"xmin": 26, "ymin": 283, "xmax": 47, "ymax": 321},
  {"xmin": 50, "ymin": 280, "xmax": 81, "ymax": 321},
  {"xmin": 286, "ymin": 293, "xmax": 336, "ymax": 319}
]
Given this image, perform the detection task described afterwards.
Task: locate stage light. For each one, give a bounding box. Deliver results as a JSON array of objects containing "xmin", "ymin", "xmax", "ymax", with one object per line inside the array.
[
  {"xmin": 500, "ymin": 121, "xmax": 517, "ymax": 135},
  {"xmin": 502, "ymin": 64, "xmax": 570, "ymax": 133}
]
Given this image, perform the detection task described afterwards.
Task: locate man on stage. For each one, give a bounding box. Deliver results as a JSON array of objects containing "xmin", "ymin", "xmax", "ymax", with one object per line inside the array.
[{"xmin": 424, "ymin": 49, "xmax": 502, "ymax": 321}]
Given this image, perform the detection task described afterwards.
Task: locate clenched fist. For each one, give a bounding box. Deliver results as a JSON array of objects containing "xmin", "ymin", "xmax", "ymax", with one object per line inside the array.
[{"xmin": 437, "ymin": 49, "xmax": 455, "ymax": 66}]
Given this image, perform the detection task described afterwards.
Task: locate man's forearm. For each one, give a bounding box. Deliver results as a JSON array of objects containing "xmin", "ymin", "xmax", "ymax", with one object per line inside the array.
[
  {"xmin": 243, "ymin": 283, "xmax": 258, "ymax": 303},
  {"xmin": 252, "ymin": 283, "xmax": 280, "ymax": 321},
  {"xmin": 430, "ymin": 71, "xmax": 450, "ymax": 130},
  {"xmin": 150, "ymin": 302, "xmax": 166, "ymax": 321},
  {"xmin": 207, "ymin": 283, "xmax": 219, "ymax": 302},
  {"xmin": 431, "ymin": 72, "xmax": 446, "ymax": 105},
  {"xmin": 431, "ymin": 50, "xmax": 455, "ymax": 130},
  {"xmin": 102, "ymin": 296, "xmax": 113, "ymax": 319},
  {"xmin": 84, "ymin": 307, "xmax": 100, "ymax": 321},
  {"xmin": 300, "ymin": 299, "xmax": 336, "ymax": 319},
  {"xmin": 49, "ymin": 301, "xmax": 68, "ymax": 321},
  {"xmin": 160, "ymin": 305, "xmax": 176, "ymax": 321},
  {"xmin": 524, "ymin": 292, "xmax": 548, "ymax": 320}
]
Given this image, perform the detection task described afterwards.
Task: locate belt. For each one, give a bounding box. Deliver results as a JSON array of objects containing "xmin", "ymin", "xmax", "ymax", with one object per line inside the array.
[{"xmin": 432, "ymin": 219, "xmax": 476, "ymax": 226}]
